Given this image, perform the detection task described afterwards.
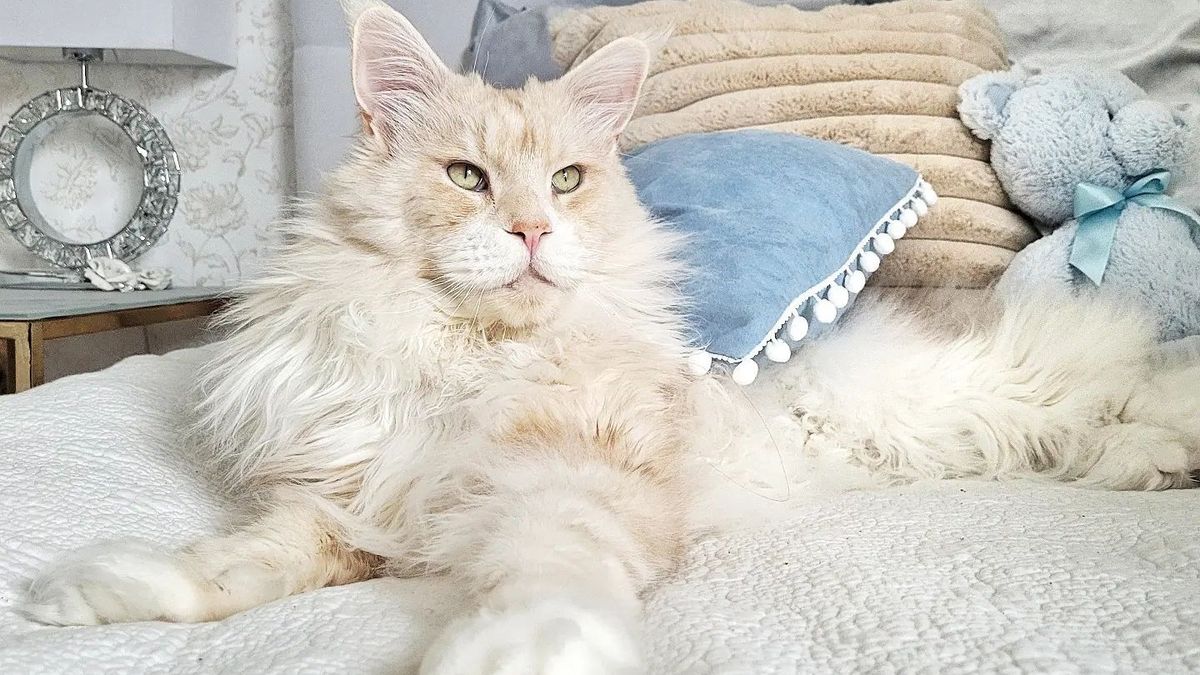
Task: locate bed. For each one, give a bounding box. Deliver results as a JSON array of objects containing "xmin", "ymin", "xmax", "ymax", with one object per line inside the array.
[
  {"xmin": 3, "ymin": 0, "xmax": 1200, "ymax": 672},
  {"xmin": 2, "ymin": 347, "xmax": 1198, "ymax": 673}
]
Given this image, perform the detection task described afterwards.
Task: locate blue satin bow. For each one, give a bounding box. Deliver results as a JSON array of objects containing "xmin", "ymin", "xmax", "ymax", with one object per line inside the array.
[{"xmin": 1070, "ymin": 170, "xmax": 1200, "ymax": 285}]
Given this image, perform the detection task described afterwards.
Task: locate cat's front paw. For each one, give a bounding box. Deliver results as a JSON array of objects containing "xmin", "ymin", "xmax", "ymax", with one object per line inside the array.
[
  {"xmin": 420, "ymin": 597, "xmax": 642, "ymax": 675},
  {"xmin": 24, "ymin": 541, "xmax": 204, "ymax": 626}
]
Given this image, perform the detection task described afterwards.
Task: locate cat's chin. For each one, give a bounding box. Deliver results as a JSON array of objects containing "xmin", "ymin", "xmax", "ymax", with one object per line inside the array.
[
  {"xmin": 465, "ymin": 273, "xmax": 569, "ymax": 329},
  {"xmin": 503, "ymin": 269, "xmax": 556, "ymax": 291}
]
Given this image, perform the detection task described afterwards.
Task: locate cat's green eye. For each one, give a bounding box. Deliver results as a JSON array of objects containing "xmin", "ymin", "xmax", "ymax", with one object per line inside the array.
[
  {"xmin": 447, "ymin": 162, "xmax": 488, "ymax": 192},
  {"xmin": 551, "ymin": 165, "xmax": 582, "ymax": 194}
]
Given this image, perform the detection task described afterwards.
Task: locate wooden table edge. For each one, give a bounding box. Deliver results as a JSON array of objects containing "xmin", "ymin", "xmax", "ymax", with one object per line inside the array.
[
  {"xmin": 0, "ymin": 297, "xmax": 226, "ymax": 394},
  {"xmin": 29, "ymin": 298, "xmax": 225, "ymax": 339}
]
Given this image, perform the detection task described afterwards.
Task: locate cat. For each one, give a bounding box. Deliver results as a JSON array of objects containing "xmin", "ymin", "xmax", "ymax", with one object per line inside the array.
[{"xmin": 23, "ymin": 3, "xmax": 1199, "ymax": 674}]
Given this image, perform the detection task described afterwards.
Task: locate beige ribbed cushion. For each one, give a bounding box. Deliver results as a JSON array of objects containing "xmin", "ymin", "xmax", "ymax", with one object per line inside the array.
[{"xmin": 550, "ymin": 0, "xmax": 1036, "ymax": 289}]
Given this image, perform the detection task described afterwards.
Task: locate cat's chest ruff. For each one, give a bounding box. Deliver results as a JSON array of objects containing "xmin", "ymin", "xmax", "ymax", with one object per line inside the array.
[
  {"xmin": 482, "ymin": 337, "xmax": 583, "ymax": 388},
  {"xmin": 454, "ymin": 330, "xmax": 639, "ymax": 410}
]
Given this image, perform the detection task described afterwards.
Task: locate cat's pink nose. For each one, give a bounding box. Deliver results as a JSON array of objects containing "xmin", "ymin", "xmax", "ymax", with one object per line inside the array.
[{"xmin": 507, "ymin": 220, "xmax": 552, "ymax": 257}]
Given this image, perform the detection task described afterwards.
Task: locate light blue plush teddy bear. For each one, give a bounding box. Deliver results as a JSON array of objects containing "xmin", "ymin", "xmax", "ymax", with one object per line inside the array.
[{"xmin": 958, "ymin": 66, "xmax": 1200, "ymax": 341}]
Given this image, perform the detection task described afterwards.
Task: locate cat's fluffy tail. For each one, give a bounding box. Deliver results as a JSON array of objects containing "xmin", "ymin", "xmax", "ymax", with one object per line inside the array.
[{"xmin": 780, "ymin": 286, "xmax": 1198, "ymax": 489}]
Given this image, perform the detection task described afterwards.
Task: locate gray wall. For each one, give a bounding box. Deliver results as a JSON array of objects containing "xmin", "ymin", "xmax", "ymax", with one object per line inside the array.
[
  {"xmin": 291, "ymin": 0, "xmax": 482, "ymax": 193},
  {"xmin": 395, "ymin": 0, "xmax": 480, "ymax": 64}
]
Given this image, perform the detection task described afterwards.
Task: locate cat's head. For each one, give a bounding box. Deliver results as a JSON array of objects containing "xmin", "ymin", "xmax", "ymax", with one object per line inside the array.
[{"xmin": 335, "ymin": 3, "xmax": 657, "ymax": 329}]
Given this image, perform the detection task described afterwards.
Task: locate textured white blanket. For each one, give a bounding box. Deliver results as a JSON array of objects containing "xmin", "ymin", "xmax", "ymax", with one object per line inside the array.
[{"xmin": 1, "ymin": 349, "xmax": 1198, "ymax": 673}]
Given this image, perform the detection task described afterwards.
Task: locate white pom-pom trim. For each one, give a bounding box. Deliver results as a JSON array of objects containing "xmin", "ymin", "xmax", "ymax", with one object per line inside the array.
[
  {"xmin": 873, "ymin": 233, "xmax": 895, "ymax": 255},
  {"xmin": 919, "ymin": 181, "xmax": 938, "ymax": 206},
  {"xmin": 688, "ymin": 351, "xmax": 713, "ymax": 376},
  {"xmin": 699, "ymin": 175, "xmax": 934, "ymax": 385},
  {"xmin": 765, "ymin": 339, "xmax": 791, "ymax": 363},
  {"xmin": 845, "ymin": 269, "xmax": 867, "ymax": 293},
  {"xmin": 732, "ymin": 358, "xmax": 759, "ymax": 385},
  {"xmin": 813, "ymin": 298, "xmax": 838, "ymax": 323},
  {"xmin": 787, "ymin": 314, "xmax": 809, "ymax": 341},
  {"xmin": 827, "ymin": 284, "xmax": 850, "ymax": 308}
]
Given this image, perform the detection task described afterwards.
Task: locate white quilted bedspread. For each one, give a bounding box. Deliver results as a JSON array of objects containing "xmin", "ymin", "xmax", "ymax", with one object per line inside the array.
[{"xmin": 1, "ymin": 348, "xmax": 1198, "ymax": 674}]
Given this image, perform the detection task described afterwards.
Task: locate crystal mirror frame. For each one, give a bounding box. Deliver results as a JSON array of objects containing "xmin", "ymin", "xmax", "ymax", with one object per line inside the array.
[{"xmin": 0, "ymin": 86, "xmax": 181, "ymax": 270}]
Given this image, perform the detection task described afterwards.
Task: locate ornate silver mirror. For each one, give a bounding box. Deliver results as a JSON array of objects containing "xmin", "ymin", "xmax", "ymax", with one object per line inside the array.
[{"xmin": 0, "ymin": 50, "xmax": 180, "ymax": 271}]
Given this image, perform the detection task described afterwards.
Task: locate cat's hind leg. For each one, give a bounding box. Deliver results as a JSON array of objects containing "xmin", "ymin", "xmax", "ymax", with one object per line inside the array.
[
  {"xmin": 1079, "ymin": 361, "xmax": 1200, "ymax": 490},
  {"xmin": 24, "ymin": 487, "xmax": 375, "ymax": 625},
  {"xmin": 1075, "ymin": 422, "xmax": 1196, "ymax": 491}
]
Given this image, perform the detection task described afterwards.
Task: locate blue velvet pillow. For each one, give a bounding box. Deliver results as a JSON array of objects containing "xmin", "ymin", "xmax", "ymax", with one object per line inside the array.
[{"xmin": 623, "ymin": 130, "xmax": 937, "ymax": 384}]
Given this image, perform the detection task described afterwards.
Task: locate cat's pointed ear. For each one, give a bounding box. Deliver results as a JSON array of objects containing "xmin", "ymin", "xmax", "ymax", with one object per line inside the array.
[
  {"xmin": 350, "ymin": 4, "xmax": 449, "ymax": 145},
  {"xmin": 560, "ymin": 36, "xmax": 654, "ymax": 141}
]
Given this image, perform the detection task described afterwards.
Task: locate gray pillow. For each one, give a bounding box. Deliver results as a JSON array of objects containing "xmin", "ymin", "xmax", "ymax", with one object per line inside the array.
[{"xmin": 464, "ymin": 0, "xmax": 884, "ymax": 87}]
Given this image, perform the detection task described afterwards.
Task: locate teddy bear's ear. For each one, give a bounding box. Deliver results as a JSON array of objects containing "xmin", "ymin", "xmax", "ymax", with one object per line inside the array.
[
  {"xmin": 958, "ymin": 68, "xmax": 1028, "ymax": 140},
  {"xmin": 1074, "ymin": 69, "xmax": 1145, "ymax": 114},
  {"xmin": 1108, "ymin": 100, "xmax": 1194, "ymax": 175}
]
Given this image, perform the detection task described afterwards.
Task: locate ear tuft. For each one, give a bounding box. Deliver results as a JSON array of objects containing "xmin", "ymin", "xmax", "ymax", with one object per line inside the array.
[
  {"xmin": 351, "ymin": 5, "xmax": 449, "ymax": 145},
  {"xmin": 340, "ymin": 0, "xmax": 385, "ymax": 25},
  {"xmin": 559, "ymin": 36, "xmax": 654, "ymax": 141},
  {"xmin": 958, "ymin": 68, "xmax": 1027, "ymax": 141}
]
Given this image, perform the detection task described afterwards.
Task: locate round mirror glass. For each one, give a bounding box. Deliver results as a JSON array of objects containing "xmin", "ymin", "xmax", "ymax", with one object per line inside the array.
[{"xmin": 15, "ymin": 110, "xmax": 145, "ymax": 245}]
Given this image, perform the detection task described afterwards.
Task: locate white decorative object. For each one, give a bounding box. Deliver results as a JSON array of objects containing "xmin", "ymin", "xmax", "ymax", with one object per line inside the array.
[
  {"xmin": 787, "ymin": 314, "xmax": 809, "ymax": 341},
  {"xmin": 83, "ymin": 256, "xmax": 171, "ymax": 292},
  {"xmin": 83, "ymin": 257, "xmax": 137, "ymax": 291},
  {"xmin": 845, "ymin": 269, "xmax": 867, "ymax": 293},
  {"xmin": 136, "ymin": 267, "xmax": 173, "ymax": 291},
  {"xmin": 873, "ymin": 232, "xmax": 896, "ymax": 255},
  {"xmin": 827, "ymin": 284, "xmax": 850, "ymax": 308},
  {"xmin": 919, "ymin": 181, "xmax": 939, "ymax": 205},
  {"xmin": 813, "ymin": 298, "xmax": 838, "ymax": 324},
  {"xmin": 764, "ymin": 339, "xmax": 791, "ymax": 363},
  {"xmin": 688, "ymin": 350, "xmax": 714, "ymax": 376},
  {"xmin": 731, "ymin": 358, "xmax": 759, "ymax": 385}
]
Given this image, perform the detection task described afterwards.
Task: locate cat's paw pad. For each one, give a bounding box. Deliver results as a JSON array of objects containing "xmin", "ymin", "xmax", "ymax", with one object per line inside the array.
[
  {"xmin": 420, "ymin": 597, "xmax": 642, "ymax": 675},
  {"xmin": 24, "ymin": 541, "xmax": 203, "ymax": 625}
]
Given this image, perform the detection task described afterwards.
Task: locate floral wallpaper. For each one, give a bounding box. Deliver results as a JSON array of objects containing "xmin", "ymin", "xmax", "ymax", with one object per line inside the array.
[{"xmin": 0, "ymin": 0, "xmax": 295, "ymax": 287}]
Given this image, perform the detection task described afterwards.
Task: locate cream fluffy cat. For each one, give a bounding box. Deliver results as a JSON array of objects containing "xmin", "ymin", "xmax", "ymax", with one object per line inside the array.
[{"xmin": 24, "ymin": 3, "xmax": 1199, "ymax": 674}]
